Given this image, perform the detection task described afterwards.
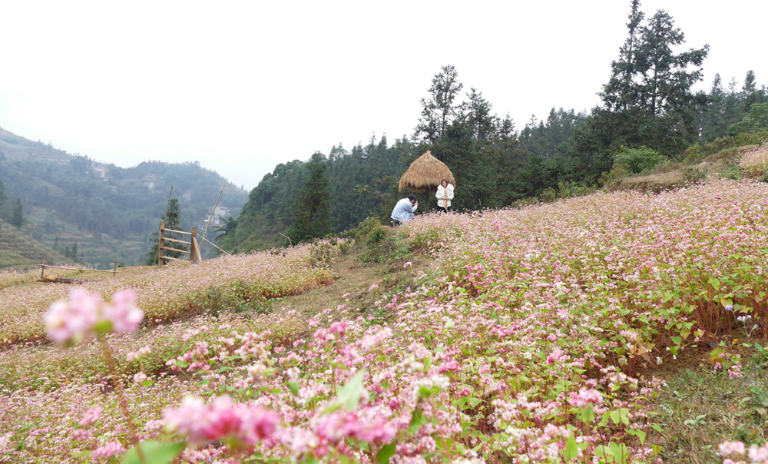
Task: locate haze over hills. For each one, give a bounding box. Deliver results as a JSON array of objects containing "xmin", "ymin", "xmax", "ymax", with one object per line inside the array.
[{"xmin": 0, "ymin": 127, "xmax": 248, "ymax": 268}]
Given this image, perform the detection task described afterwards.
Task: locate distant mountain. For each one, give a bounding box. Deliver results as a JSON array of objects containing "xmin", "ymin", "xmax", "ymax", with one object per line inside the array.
[
  {"xmin": 0, "ymin": 127, "xmax": 248, "ymax": 268},
  {"xmin": 0, "ymin": 220, "xmax": 71, "ymax": 270}
]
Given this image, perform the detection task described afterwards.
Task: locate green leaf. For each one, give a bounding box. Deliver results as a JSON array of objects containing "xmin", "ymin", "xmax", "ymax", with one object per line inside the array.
[
  {"xmin": 288, "ymin": 381, "xmax": 300, "ymax": 396},
  {"xmin": 175, "ymin": 360, "xmax": 189, "ymax": 368},
  {"xmin": 709, "ymin": 277, "xmax": 720, "ymax": 291},
  {"xmin": 121, "ymin": 441, "xmax": 185, "ymax": 464},
  {"xmin": 377, "ymin": 442, "xmax": 397, "ymax": 464},
  {"xmin": 563, "ymin": 434, "xmax": 579, "ymax": 460},
  {"xmin": 670, "ymin": 336, "xmax": 682, "ymax": 346},
  {"xmin": 323, "ymin": 370, "xmax": 365, "ymax": 414},
  {"xmin": 580, "ymin": 403, "xmax": 595, "ymax": 424},
  {"xmin": 444, "ymin": 318, "xmax": 455, "ymax": 329},
  {"xmin": 408, "ymin": 408, "xmax": 425, "ymax": 435}
]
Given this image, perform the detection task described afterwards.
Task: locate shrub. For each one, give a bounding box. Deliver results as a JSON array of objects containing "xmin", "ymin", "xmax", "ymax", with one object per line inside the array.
[{"xmin": 613, "ymin": 146, "xmax": 666, "ymax": 174}]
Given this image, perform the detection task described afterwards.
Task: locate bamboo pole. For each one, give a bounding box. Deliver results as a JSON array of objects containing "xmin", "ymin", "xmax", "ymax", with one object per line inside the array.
[
  {"xmin": 194, "ymin": 237, "xmax": 203, "ymax": 263},
  {"xmin": 201, "ymin": 236, "xmax": 229, "ymax": 255},
  {"xmin": 113, "ymin": 259, "xmax": 117, "ymax": 277},
  {"xmin": 161, "ymin": 246, "xmax": 191, "ymax": 255},
  {"xmin": 158, "ymin": 222, "xmax": 165, "ymax": 265},
  {"xmin": 37, "ymin": 264, "xmax": 119, "ymax": 273},
  {"xmin": 201, "ymin": 185, "xmax": 225, "ymax": 254},
  {"xmin": 159, "ymin": 256, "xmax": 188, "ymax": 263},
  {"xmin": 40, "ymin": 259, "xmax": 46, "ymax": 279},
  {"xmin": 161, "ymin": 228, "xmax": 192, "ymax": 235},
  {"xmin": 163, "ymin": 237, "xmax": 192, "ymax": 245},
  {"xmin": 190, "ymin": 227, "xmax": 197, "ymax": 264}
]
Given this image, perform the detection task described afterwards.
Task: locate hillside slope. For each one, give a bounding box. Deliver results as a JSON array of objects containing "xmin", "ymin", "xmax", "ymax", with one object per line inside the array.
[
  {"xmin": 0, "ymin": 220, "xmax": 71, "ymax": 270},
  {"xmin": 0, "ymin": 127, "xmax": 248, "ymax": 267}
]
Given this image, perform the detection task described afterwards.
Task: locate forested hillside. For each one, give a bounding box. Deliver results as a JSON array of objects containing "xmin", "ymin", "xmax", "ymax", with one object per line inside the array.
[
  {"xmin": 0, "ymin": 128, "xmax": 248, "ymax": 268},
  {"xmin": 222, "ymin": 0, "xmax": 768, "ymax": 252}
]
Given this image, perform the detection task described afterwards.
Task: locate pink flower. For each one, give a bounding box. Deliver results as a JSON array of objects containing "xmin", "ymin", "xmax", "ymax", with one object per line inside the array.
[
  {"xmin": 91, "ymin": 441, "xmax": 126, "ymax": 459},
  {"xmin": 368, "ymin": 283, "xmax": 379, "ymax": 291},
  {"xmin": 459, "ymin": 387, "xmax": 471, "ymax": 397},
  {"xmin": 105, "ymin": 290, "xmax": 144, "ymax": 333},
  {"xmin": 164, "ymin": 395, "xmax": 280, "ymax": 447},
  {"xmin": 330, "ymin": 322, "xmax": 347, "ymax": 338},
  {"xmin": 71, "ymin": 429, "xmax": 91, "ymax": 441},
  {"xmin": 749, "ymin": 444, "xmax": 768, "ymax": 462},
  {"xmin": 44, "ymin": 289, "xmax": 144, "ymax": 344},
  {"xmin": 568, "ymin": 388, "xmax": 603, "ymax": 407},
  {"xmin": 133, "ymin": 372, "xmax": 148, "ymax": 384},
  {"xmin": 719, "ymin": 441, "xmax": 746, "ymax": 456},
  {"xmin": 44, "ymin": 288, "xmax": 101, "ymax": 344},
  {"xmin": 545, "ymin": 347, "xmax": 568, "ymax": 365},
  {"xmin": 80, "ymin": 406, "xmax": 103, "ymax": 426}
]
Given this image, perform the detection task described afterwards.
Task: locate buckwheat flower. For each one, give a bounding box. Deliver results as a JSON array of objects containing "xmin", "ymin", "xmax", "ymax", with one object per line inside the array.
[
  {"xmin": 330, "ymin": 322, "xmax": 347, "ymax": 338},
  {"xmin": 133, "ymin": 372, "xmax": 148, "ymax": 384},
  {"xmin": 568, "ymin": 388, "xmax": 603, "ymax": 407},
  {"xmin": 91, "ymin": 441, "xmax": 126, "ymax": 459},
  {"xmin": 45, "ymin": 289, "xmax": 100, "ymax": 344},
  {"xmin": 725, "ymin": 305, "xmax": 734, "ymax": 311},
  {"xmin": 105, "ymin": 290, "xmax": 144, "ymax": 333},
  {"xmin": 368, "ymin": 283, "xmax": 379, "ymax": 291},
  {"xmin": 656, "ymin": 356, "xmax": 663, "ymax": 365},
  {"xmin": 0, "ymin": 432, "xmax": 12, "ymax": 450},
  {"xmin": 719, "ymin": 440, "xmax": 745, "ymax": 456},
  {"xmin": 404, "ymin": 262, "xmax": 413, "ymax": 268},
  {"xmin": 71, "ymin": 429, "xmax": 91, "ymax": 441},
  {"xmin": 749, "ymin": 444, "xmax": 768, "ymax": 462},
  {"xmin": 80, "ymin": 406, "xmax": 103, "ymax": 426}
]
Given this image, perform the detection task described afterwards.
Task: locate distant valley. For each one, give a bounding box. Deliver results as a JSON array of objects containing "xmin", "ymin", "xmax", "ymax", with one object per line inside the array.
[{"xmin": 0, "ymin": 127, "xmax": 247, "ymax": 268}]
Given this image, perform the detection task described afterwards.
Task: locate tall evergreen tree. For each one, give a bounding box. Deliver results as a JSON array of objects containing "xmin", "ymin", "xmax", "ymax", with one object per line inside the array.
[
  {"xmin": 415, "ymin": 65, "xmax": 465, "ymax": 144},
  {"xmin": 576, "ymin": 0, "xmax": 709, "ymax": 169},
  {"xmin": 10, "ymin": 199, "xmax": 24, "ymax": 228},
  {"xmin": 146, "ymin": 198, "xmax": 186, "ymax": 265},
  {"xmin": 287, "ymin": 153, "xmax": 331, "ymax": 244}
]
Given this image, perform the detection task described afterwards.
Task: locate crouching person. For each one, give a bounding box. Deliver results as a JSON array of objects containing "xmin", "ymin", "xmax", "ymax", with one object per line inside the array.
[{"xmin": 391, "ymin": 194, "xmax": 418, "ymax": 226}]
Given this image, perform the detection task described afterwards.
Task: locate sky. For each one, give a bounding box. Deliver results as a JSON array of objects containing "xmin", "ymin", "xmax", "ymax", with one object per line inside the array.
[{"xmin": 1, "ymin": 0, "xmax": 767, "ymax": 190}]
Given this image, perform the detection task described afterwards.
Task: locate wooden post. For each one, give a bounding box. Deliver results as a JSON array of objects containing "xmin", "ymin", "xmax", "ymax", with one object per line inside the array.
[
  {"xmin": 194, "ymin": 237, "xmax": 203, "ymax": 264},
  {"xmin": 41, "ymin": 259, "xmax": 46, "ymax": 279},
  {"xmin": 158, "ymin": 222, "xmax": 166, "ymax": 265},
  {"xmin": 113, "ymin": 259, "xmax": 117, "ymax": 277},
  {"xmin": 190, "ymin": 227, "xmax": 197, "ymax": 264}
]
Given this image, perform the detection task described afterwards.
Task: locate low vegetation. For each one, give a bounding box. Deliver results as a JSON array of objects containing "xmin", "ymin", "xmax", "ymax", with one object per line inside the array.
[{"xmin": 0, "ymin": 173, "xmax": 767, "ymax": 463}]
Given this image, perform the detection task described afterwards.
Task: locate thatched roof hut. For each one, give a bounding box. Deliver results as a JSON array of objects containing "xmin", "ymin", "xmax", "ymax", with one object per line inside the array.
[{"xmin": 398, "ymin": 151, "xmax": 456, "ymax": 194}]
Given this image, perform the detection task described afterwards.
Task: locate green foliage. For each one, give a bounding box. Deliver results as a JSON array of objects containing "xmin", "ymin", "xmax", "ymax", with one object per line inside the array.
[
  {"xmin": 613, "ymin": 146, "xmax": 666, "ymax": 174},
  {"xmin": 0, "ymin": 131, "xmax": 247, "ymax": 267},
  {"xmin": 729, "ymin": 103, "xmax": 768, "ymax": 135},
  {"xmin": 145, "ymin": 198, "xmax": 186, "ymax": 265},
  {"xmin": 9, "ymin": 199, "xmax": 23, "ymax": 228},
  {"xmin": 355, "ymin": 217, "xmax": 410, "ymax": 264},
  {"xmin": 683, "ymin": 130, "xmax": 768, "ymax": 162},
  {"xmin": 287, "ymin": 153, "xmax": 331, "ymax": 244}
]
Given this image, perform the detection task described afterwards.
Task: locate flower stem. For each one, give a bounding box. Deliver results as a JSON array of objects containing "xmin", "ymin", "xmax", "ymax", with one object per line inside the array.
[{"xmin": 99, "ymin": 336, "xmax": 146, "ymax": 462}]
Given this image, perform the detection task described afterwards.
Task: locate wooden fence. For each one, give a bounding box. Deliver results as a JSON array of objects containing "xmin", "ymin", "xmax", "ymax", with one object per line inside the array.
[{"xmin": 157, "ymin": 222, "xmax": 203, "ymax": 265}]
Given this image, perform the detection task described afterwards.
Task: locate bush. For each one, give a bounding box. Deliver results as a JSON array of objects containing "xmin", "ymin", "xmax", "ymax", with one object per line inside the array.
[
  {"xmin": 683, "ymin": 130, "xmax": 768, "ymax": 162},
  {"xmin": 613, "ymin": 146, "xmax": 666, "ymax": 174},
  {"xmin": 354, "ymin": 216, "xmax": 410, "ymax": 264}
]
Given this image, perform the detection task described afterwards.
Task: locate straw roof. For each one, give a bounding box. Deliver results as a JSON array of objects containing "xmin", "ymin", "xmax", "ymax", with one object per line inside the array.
[{"xmin": 398, "ymin": 151, "xmax": 456, "ymax": 193}]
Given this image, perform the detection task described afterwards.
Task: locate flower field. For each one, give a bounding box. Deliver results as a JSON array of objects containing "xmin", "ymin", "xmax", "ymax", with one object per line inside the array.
[
  {"xmin": 0, "ymin": 246, "xmax": 334, "ymax": 344},
  {"xmin": 740, "ymin": 146, "xmax": 768, "ymax": 176},
  {"xmin": 1, "ymin": 180, "xmax": 768, "ymax": 463}
]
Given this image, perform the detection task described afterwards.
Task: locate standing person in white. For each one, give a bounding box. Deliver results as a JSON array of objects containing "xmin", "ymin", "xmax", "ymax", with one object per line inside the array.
[{"xmin": 436, "ymin": 179, "xmax": 454, "ymax": 213}]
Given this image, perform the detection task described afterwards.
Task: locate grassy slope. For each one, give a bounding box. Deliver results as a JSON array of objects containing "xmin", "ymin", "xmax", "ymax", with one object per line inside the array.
[{"xmin": 0, "ymin": 220, "xmax": 71, "ymax": 270}]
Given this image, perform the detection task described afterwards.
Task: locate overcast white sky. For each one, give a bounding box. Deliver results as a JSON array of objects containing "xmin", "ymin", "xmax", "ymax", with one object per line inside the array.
[{"xmin": 1, "ymin": 1, "xmax": 767, "ymax": 190}]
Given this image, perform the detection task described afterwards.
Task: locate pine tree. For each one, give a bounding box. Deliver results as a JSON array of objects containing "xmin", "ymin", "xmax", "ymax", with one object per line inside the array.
[
  {"xmin": 415, "ymin": 65, "xmax": 465, "ymax": 144},
  {"xmin": 146, "ymin": 198, "xmax": 186, "ymax": 265},
  {"xmin": 287, "ymin": 153, "xmax": 331, "ymax": 244},
  {"xmin": 10, "ymin": 199, "xmax": 24, "ymax": 228}
]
